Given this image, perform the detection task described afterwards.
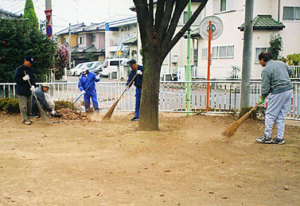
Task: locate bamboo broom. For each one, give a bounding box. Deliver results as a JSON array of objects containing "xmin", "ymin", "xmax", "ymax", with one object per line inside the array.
[
  {"xmin": 102, "ymin": 73, "xmax": 137, "ymax": 120},
  {"xmin": 24, "ymin": 71, "xmax": 50, "ymax": 123},
  {"xmin": 222, "ymin": 102, "xmax": 260, "ymax": 137}
]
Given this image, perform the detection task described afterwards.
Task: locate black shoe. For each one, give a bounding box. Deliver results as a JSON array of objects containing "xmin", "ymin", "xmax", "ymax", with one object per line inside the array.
[
  {"xmin": 131, "ymin": 117, "xmax": 139, "ymax": 121},
  {"xmin": 256, "ymin": 136, "xmax": 272, "ymax": 144},
  {"xmin": 273, "ymin": 137, "xmax": 285, "ymax": 145}
]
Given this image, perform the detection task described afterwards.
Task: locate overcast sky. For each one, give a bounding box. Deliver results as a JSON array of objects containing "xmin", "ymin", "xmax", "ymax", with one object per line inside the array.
[{"xmin": 1, "ymin": 0, "xmax": 135, "ymax": 33}]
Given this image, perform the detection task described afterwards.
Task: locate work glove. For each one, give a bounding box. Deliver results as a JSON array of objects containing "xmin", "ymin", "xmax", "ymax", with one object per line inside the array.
[
  {"xmin": 23, "ymin": 74, "xmax": 30, "ymax": 81},
  {"xmin": 96, "ymin": 74, "xmax": 100, "ymax": 80},
  {"xmin": 137, "ymin": 70, "xmax": 143, "ymax": 75},
  {"xmin": 258, "ymin": 96, "xmax": 265, "ymax": 104},
  {"xmin": 81, "ymin": 90, "xmax": 86, "ymax": 94},
  {"xmin": 30, "ymin": 85, "xmax": 35, "ymax": 92}
]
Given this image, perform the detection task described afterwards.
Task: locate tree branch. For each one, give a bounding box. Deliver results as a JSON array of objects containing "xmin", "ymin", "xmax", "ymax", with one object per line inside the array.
[
  {"xmin": 161, "ymin": 0, "xmax": 187, "ymax": 51},
  {"xmin": 154, "ymin": 0, "xmax": 166, "ymax": 31},
  {"xmin": 162, "ymin": 0, "xmax": 208, "ymax": 58},
  {"xmin": 133, "ymin": 0, "xmax": 153, "ymax": 47},
  {"xmin": 157, "ymin": 0, "xmax": 175, "ymax": 43}
]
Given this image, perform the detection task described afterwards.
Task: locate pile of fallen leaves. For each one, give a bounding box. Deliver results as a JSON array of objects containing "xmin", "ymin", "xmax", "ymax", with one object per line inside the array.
[{"xmin": 56, "ymin": 108, "xmax": 90, "ymax": 121}]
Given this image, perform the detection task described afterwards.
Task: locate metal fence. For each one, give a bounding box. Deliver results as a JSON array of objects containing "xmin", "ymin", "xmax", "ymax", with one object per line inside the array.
[{"xmin": 0, "ymin": 80, "xmax": 299, "ymax": 120}]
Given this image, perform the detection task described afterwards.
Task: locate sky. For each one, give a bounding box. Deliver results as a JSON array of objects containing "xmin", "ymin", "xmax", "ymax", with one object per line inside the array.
[{"xmin": 1, "ymin": 0, "xmax": 135, "ymax": 33}]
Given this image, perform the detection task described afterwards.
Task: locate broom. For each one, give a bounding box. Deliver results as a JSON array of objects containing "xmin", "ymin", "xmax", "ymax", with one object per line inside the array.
[
  {"xmin": 222, "ymin": 102, "xmax": 260, "ymax": 137},
  {"xmin": 24, "ymin": 71, "xmax": 50, "ymax": 123},
  {"xmin": 102, "ymin": 73, "xmax": 137, "ymax": 120}
]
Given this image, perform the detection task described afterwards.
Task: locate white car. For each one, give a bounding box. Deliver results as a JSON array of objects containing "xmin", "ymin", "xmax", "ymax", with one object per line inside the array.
[
  {"xmin": 69, "ymin": 63, "xmax": 84, "ymax": 76},
  {"xmin": 100, "ymin": 58, "xmax": 129, "ymax": 78}
]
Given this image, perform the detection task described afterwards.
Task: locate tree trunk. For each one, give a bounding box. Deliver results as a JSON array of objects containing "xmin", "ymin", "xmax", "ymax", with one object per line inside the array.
[{"xmin": 139, "ymin": 51, "xmax": 162, "ymax": 131}]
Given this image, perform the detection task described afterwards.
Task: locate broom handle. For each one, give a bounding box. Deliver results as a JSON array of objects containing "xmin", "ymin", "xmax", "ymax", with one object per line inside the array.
[
  {"xmin": 248, "ymin": 102, "xmax": 260, "ymax": 114},
  {"xmin": 117, "ymin": 73, "xmax": 138, "ymax": 101}
]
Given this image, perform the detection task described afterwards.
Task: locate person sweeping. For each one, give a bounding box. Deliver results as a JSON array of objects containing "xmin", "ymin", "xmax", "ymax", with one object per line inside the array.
[
  {"xmin": 126, "ymin": 60, "xmax": 143, "ymax": 121},
  {"xmin": 78, "ymin": 69, "xmax": 100, "ymax": 112},
  {"xmin": 14, "ymin": 56, "xmax": 36, "ymax": 125},
  {"xmin": 256, "ymin": 52, "xmax": 293, "ymax": 145}
]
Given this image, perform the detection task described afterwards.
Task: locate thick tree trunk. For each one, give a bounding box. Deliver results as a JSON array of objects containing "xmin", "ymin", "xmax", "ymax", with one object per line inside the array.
[{"xmin": 139, "ymin": 51, "xmax": 162, "ymax": 131}]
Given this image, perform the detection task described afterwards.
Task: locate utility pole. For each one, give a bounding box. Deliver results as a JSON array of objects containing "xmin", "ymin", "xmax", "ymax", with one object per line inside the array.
[
  {"xmin": 45, "ymin": 0, "xmax": 53, "ymax": 82},
  {"xmin": 240, "ymin": 0, "xmax": 254, "ymax": 108},
  {"xmin": 45, "ymin": 0, "xmax": 52, "ymax": 25},
  {"xmin": 186, "ymin": 0, "xmax": 191, "ymax": 116},
  {"xmin": 68, "ymin": 23, "xmax": 72, "ymax": 69}
]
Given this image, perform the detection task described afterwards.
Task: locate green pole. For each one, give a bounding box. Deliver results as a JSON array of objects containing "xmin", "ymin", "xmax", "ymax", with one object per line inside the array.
[{"xmin": 186, "ymin": 0, "xmax": 191, "ymax": 116}]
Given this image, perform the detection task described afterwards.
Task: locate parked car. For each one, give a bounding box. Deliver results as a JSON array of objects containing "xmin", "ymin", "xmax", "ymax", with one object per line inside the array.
[
  {"xmin": 69, "ymin": 63, "xmax": 84, "ymax": 76},
  {"xmin": 80, "ymin": 61, "xmax": 103, "ymax": 73},
  {"xmin": 89, "ymin": 61, "xmax": 104, "ymax": 74},
  {"xmin": 100, "ymin": 58, "xmax": 129, "ymax": 78}
]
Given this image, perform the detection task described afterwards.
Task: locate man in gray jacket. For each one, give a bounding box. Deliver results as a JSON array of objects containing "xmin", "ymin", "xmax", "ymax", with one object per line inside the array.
[
  {"xmin": 256, "ymin": 52, "xmax": 293, "ymax": 145},
  {"xmin": 32, "ymin": 83, "xmax": 61, "ymax": 117}
]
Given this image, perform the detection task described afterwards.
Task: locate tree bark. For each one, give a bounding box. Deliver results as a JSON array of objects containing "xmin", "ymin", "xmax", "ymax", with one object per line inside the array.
[{"xmin": 139, "ymin": 48, "xmax": 162, "ymax": 131}]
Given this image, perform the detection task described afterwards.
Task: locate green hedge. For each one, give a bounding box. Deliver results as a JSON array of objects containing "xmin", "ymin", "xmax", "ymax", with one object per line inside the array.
[{"xmin": 0, "ymin": 98, "xmax": 20, "ymax": 113}]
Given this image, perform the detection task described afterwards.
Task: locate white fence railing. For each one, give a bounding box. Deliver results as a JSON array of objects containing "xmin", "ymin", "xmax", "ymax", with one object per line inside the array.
[{"xmin": 0, "ymin": 80, "xmax": 299, "ymax": 119}]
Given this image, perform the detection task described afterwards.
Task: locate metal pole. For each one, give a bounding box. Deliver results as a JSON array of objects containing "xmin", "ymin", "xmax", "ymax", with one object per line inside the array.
[
  {"xmin": 186, "ymin": 0, "xmax": 191, "ymax": 116},
  {"xmin": 68, "ymin": 23, "xmax": 72, "ymax": 81},
  {"xmin": 45, "ymin": 0, "xmax": 53, "ymax": 81},
  {"xmin": 240, "ymin": 0, "xmax": 254, "ymax": 108},
  {"xmin": 206, "ymin": 21, "xmax": 212, "ymax": 111},
  {"xmin": 45, "ymin": 0, "xmax": 52, "ymax": 25}
]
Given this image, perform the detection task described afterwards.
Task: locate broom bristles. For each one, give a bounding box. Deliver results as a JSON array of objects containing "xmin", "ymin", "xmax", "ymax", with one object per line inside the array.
[
  {"xmin": 222, "ymin": 111, "xmax": 252, "ymax": 137},
  {"xmin": 102, "ymin": 99, "xmax": 120, "ymax": 120}
]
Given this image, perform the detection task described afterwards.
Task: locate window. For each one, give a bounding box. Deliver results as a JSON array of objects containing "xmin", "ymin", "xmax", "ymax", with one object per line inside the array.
[
  {"xmin": 213, "ymin": 0, "xmax": 234, "ymax": 13},
  {"xmin": 227, "ymin": 46, "xmax": 234, "ymax": 57},
  {"xmin": 219, "ymin": 46, "xmax": 226, "ymax": 58},
  {"xmin": 194, "ymin": 40, "xmax": 198, "ymax": 66},
  {"xmin": 202, "ymin": 48, "xmax": 207, "ymax": 59},
  {"xmin": 79, "ymin": 36, "xmax": 84, "ymax": 44},
  {"xmin": 183, "ymin": 11, "xmax": 192, "ymax": 24},
  {"xmin": 92, "ymin": 35, "xmax": 96, "ymax": 42},
  {"xmin": 212, "ymin": 47, "xmax": 219, "ymax": 58},
  {"xmin": 283, "ymin": 6, "xmax": 300, "ymax": 20},
  {"xmin": 220, "ymin": 0, "xmax": 226, "ymax": 12},
  {"xmin": 202, "ymin": 45, "xmax": 234, "ymax": 59},
  {"xmin": 255, "ymin": 48, "xmax": 267, "ymax": 63}
]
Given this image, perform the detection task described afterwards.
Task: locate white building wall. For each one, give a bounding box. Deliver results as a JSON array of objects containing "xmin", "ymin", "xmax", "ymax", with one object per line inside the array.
[{"xmin": 195, "ymin": 0, "xmax": 300, "ymax": 79}]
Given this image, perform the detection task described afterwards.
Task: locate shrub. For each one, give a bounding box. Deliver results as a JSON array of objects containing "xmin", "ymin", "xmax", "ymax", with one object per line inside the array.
[
  {"xmin": 0, "ymin": 98, "xmax": 20, "ymax": 113},
  {"xmin": 55, "ymin": 100, "xmax": 75, "ymax": 110},
  {"xmin": 286, "ymin": 53, "xmax": 300, "ymax": 65}
]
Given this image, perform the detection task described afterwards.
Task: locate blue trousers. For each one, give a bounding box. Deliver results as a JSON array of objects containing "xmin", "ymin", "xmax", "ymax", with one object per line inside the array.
[
  {"xmin": 84, "ymin": 91, "xmax": 99, "ymax": 111},
  {"xmin": 134, "ymin": 88, "xmax": 141, "ymax": 118},
  {"xmin": 264, "ymin": 90, "xmax": 292, "ymax": 139}
]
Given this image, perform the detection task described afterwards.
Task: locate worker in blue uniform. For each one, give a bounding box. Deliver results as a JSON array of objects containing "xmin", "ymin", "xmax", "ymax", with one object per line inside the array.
[
  {"xmin": 78, "ymin": 69, "xmax": 100, "ymax": 112},
  {"xmin": 126, "ymin": 60, "xmax": 143, "ymax": 121}
]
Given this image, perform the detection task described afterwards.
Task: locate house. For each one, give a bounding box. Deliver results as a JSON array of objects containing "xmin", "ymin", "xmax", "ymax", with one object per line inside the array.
[
  {"xmin": 56, "ymin": 22, "xmax": 106, "ymax": 65},
  {"xmin": 0, "ymin": 8, "xmax": 21, "ymax": 20},
  {"xmin": 192, "ymin": 0, "xmax": 300, "ymax": 79},
  {"xmin": 129, "ymin": 0, "xmax": 300, "ymax": 79},
  {"xmin": 105, "ymin": 17, "xmax": 138, "ymax": 60},
  {"xmin": 56, "ymin": 17, "xmax": 137, "ymax": 66}
]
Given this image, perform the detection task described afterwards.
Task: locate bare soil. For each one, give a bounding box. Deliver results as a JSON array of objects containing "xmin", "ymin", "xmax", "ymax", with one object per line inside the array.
[{"xmin": 0, "ymin": 112, "xmax": 299, "ymax": 206}]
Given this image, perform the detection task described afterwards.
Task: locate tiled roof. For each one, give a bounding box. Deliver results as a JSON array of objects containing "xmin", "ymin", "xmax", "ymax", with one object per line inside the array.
[
  {"xmin": 55, "ymin": 23, "xmax": 86, "ymax": 35},
  {"xmin": 238, "ymin": 15, "xmax": 285, "ymax": 31},
  {"xmin": 0, "ymin": 8, "xmax": 20, "ymax": 18},
  {"xmin": 122, "ymin": 36, "xmax": 137, "ymax": 45},
  {"xmin": 108, "ymin": 17, "xmax": 137, "ymax": 28}
]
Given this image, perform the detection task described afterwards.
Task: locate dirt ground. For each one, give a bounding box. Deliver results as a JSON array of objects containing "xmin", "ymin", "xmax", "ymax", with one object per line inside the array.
[{"xmin": 0, "ymin": 112, "xmax": 299, "ymax": 206}]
